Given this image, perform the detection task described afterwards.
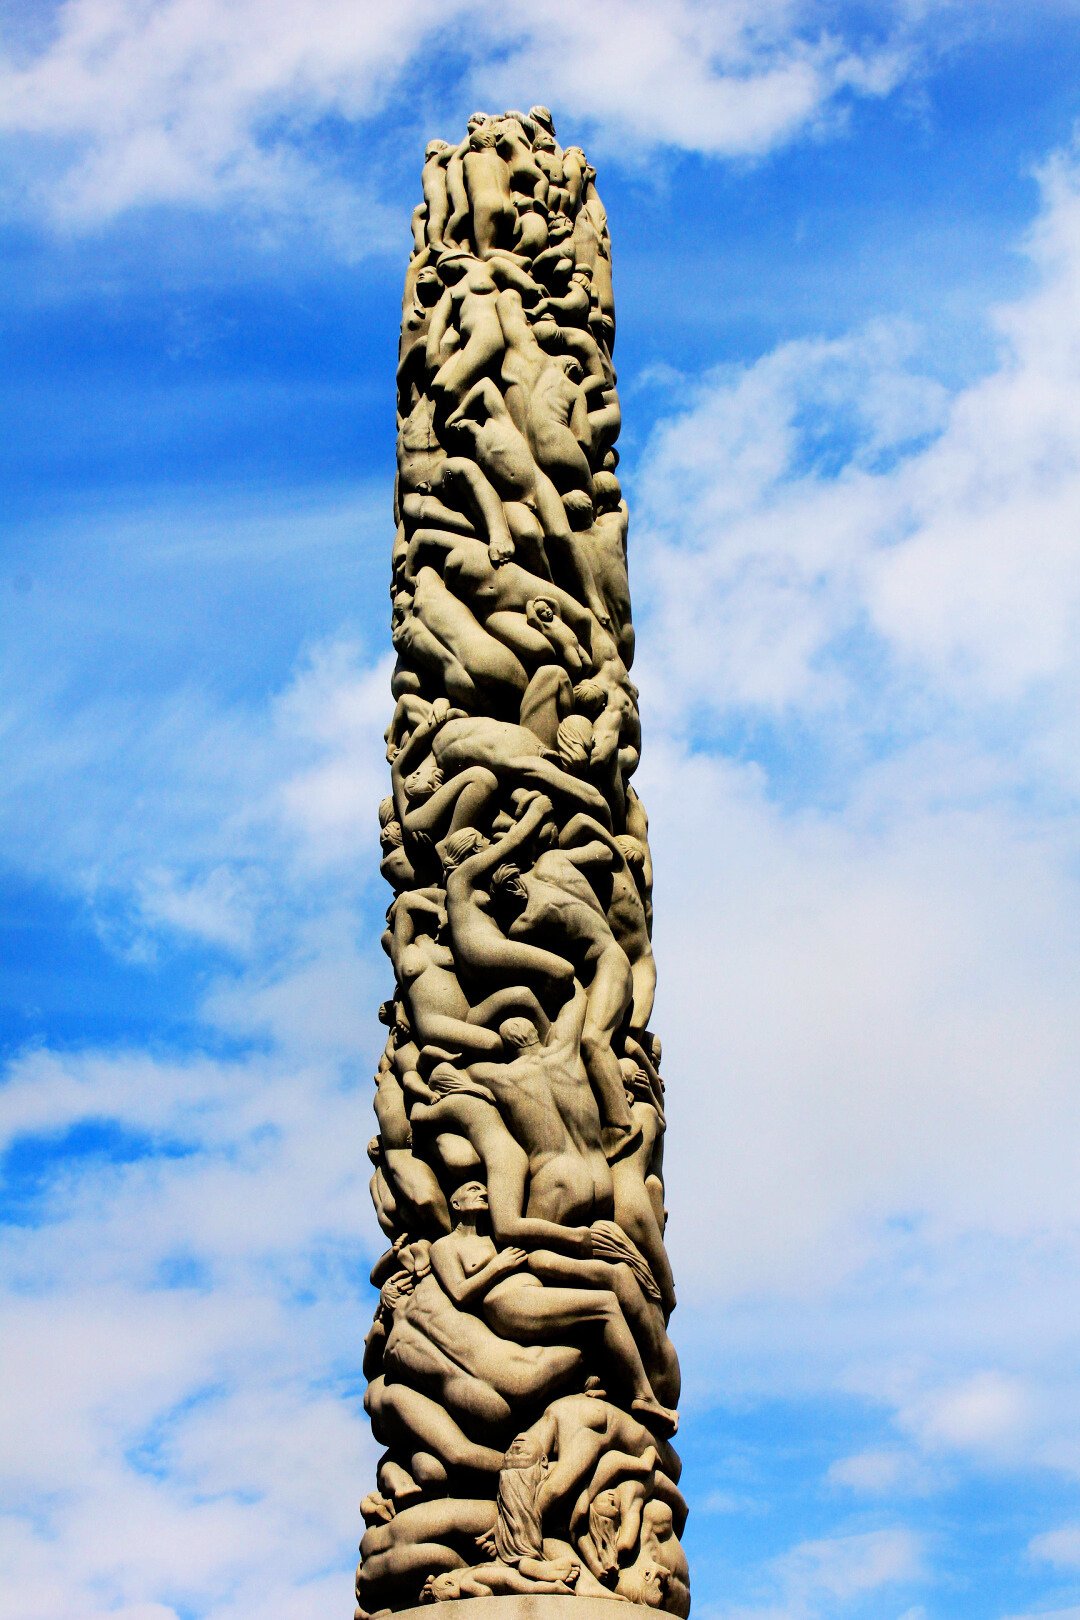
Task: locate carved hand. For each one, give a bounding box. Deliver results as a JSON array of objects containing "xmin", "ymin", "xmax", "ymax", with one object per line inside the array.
[{"xmin": 490, "ymin": 1246, "xmax": 528, "ymax": 1276}]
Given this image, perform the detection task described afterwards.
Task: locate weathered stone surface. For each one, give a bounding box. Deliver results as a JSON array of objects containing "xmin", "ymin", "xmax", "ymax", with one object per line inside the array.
[{"xmin": 357, "ymin": 107, "xmax": 687, "ymax": 1620}]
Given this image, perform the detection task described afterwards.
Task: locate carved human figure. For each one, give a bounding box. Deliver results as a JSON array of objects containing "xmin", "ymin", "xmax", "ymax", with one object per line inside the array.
[
  {"xmin": 403, "ymin": 525, "xmax": 593, "ymax": 673},
  {"xmin": 557, "ymin": 810, "xmax": 656, "ymax": 1034},
  {"xmin": 389, "ymin": 706, "xmax": 499, "ymax": 865},
  {"xmin": 477, "ymin": 1434, "xmax": 579, "ymax": 1588},
  {"xmin": 410, "ymin": 986, "xmax": 634, "ymax": 1256},
  {"xmin": 372, "ymin": 1054, "xmax": 449, "ymax": 1237},
  {"xmin": 386, "ymin": 885, "xmax": 548, "ymax": 1061},
  {"xmin": 426, "ymin": 252, "xmax": 536, "ymax": 411},
  {"xmin": 410, "ymin": 1064, "xmax": 674, "ymax": 1419},
  {"xmin": 358, "ymin": 1497, "xmax": 496, "ymax": 1607},
  {"xmin": 365, "ymin": 1374, "xmax": 504, "ymax": 1481},
  {"xmin": 416, "ymin": 138, "xmax": 453, "ymax": 250},
  {"xmin": 610, "ymin": 1056, "xmax": 676, "ymax": 1318},
  {"xmin": 446, "ymin": 126, "xmax": 517, "ymax": 257},
  {"xmin": 442, "ymin": 375, "xmax": 578, "ymax": 570},
  {"xmin": 427, "ymin": 712, "xmax": 613, "ymax": 823},
  {"xmin": 491, "ymin": 817, "xmax": 639, "ymax": 1149},
  {"xmin": 370, "ymin": 1249, "xmax": 581, "ymax": 1430},
  {"xmin": 617, "ymin": 1500, "xmax": 690, "ymax": 1616},
  {"xmin": 496, "ymin": 289, "xmax": 594, "ymax": 498},
  {"xmin": 429, "ymin": 1182, "xmax": 677, "ymax": 1432},
  {"xmin": 517, "ymin": 1379, "xmax": 685, "ymax": 1532},
  {"xmin": 442, "ymin": 791, "xmax": 575, "ymax": 999}
]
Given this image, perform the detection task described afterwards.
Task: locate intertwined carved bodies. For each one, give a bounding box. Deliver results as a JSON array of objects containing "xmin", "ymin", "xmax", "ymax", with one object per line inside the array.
[{"xmin": 358, "ymin": 106, "xmax": 685, "ymax": 1620}]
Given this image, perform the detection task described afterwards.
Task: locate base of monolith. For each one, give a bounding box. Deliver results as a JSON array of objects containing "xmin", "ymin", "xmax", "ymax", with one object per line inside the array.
[{"xmin": 386, "ymin": 1599, "xmax": 680, "ymax": 1620}]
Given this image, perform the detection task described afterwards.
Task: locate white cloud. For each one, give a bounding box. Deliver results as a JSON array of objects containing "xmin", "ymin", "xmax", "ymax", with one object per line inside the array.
[
  {"xmin": 709, "ymin": 1527, "xmax": 922, "ymax": 1619},
  {"xmin": 1031, "ymin": 1527, "xmax": 1080, "ymax": 1569},
  {"xmin": 0, "ymin": 1035, "xmax": 383, "ymax": 1620},
  {"xmin": 1005, "ymin": 1610, "xmax": 1080, "ymax": 1620},
  {"xmin": 826, "ymin": 1448, "xmax": 932, "ymax": 1496},
  {"xmin": 623, "ymin": 131, "xmax": 1080, "ymax": 1513},
  {"xmin": 776, "ymin": 1527, "xmax": 921, "ymax": 1599},
  {"xmin": 0, "ymin": 0, "xmax": 913, "ymax": 231},
  {"xmin": 899, "ymin": 1370, "xmax": 1032, "ymax": 1455},
  {"xmin": 636, "ymin": 138, "xmax": 1080, "ymax": 776}
]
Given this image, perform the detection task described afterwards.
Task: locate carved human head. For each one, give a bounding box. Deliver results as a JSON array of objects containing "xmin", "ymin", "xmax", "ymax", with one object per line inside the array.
[
  {"xmin": 616, "ymin": 833, "xmax": 645, "ymax": 871},
  {"xmin": 503, "ymin": 1432, "xmax": 544, "ymax": 1469},
  {"xmin": 439, "ymin": 825, "xmax": 488, "ymax": 869},
  {"xmin": 491, "ymin": 861, "xmax": 526, "ymax": 904},
  {"xmin": 499, "ymin": 1016, "xmax": 540, "ymax": 1051},
  {"xmin": 592, "ymin": 469, "xmax": 623, "ymax": 511},
  {"xmin": 421, "ymin": 1573, "xmax": 463, "ymax": 1603},
  {"xmin": 556, "ymin": 713, "xmax": 594, "ymax": 766},
  {"xmin": 450, "ymin": 1179, "xmax": 488, "ymax": 1215},
  {"xmin": 424, "ymin": 138, "xmax": 451, "ymax": 160},
  {"xmin": 414, "ymin": 265, "xmax": 442, "ymax": 306},
  {"xmin": 404, "ymin": 757, "xmax": 442, "ymax": 803},
  {"xmin": 589, "ymin": 1489, "xmax": 621, "ymax": 1562},
  {"xmin": 572, "ymin": 677, "xmax": 606, "ymax": 715},
  {"xmin": 619, "ymin": 1564, "xmax": 667, "ymax": 1607},
  {"xmin": 428, "ymin": 1062, "xmax": 467, "ymax": 1096},
  {"xmin": 562, "ymin": 487, "xmax": 595, "ymax": 530}
]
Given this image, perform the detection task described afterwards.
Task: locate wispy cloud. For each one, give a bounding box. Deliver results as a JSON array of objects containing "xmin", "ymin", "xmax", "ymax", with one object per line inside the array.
[
  {"xmin": 627, "ymin": 128, "xmax": 1080, "ymax": 1520},
  {"xmin": 0, "ymin": 0, "xmax": 913, "ymax": 235},
  {"xmin": 0, "ymin": 1040, "xmax": 381, "ymax": 1620}
]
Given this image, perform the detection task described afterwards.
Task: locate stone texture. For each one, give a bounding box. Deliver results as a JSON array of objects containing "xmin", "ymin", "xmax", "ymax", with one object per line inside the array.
[{"xmin": 357, "ymin": 107, "xmax": 687, "ymax": 1620}]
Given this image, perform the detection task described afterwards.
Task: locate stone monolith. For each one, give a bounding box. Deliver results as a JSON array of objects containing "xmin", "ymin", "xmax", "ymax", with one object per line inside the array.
[{"xmin": 357, "ymin": 107, "xmax": 687, "ymax": 1620}]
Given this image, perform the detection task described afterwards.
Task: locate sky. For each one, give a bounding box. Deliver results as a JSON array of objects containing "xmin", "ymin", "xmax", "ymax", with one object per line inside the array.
[{"xmin": 2, "ymin": 2, "xmax": 1080, "ymax": 1617}]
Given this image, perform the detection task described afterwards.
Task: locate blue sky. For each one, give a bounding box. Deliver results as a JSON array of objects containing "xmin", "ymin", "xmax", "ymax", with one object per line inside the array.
[{"xmin": 3, "ymin": 3, "xmax": 1080, "ymax": 1617}]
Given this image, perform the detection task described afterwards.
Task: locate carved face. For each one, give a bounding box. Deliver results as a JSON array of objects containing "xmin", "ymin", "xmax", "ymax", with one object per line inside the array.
[
  {"xmin": 451, "ymin": 1180, "xmax": 488, "ymax": 1214},
  {"xmin": 503, "ymin": 1433, "xmax": 543, "ymax": 1468},
  {"xmin": 422, "ymin": 1573, "xmax": 462, "ymax": 1603},
  {"xmin": 415, "ymin": 267, "xmax": 441, "ymax": 306},
  {"xmin": 492, "ymin": 862, "xmax": 527, "ymax": 905},
  {"xmin": 500, "ymin": 1015, "xmax": 538, "ymax": 1050},
  {"xmin": 404, "ymin": 759, "xmax": 440, "ymax": 802}
]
